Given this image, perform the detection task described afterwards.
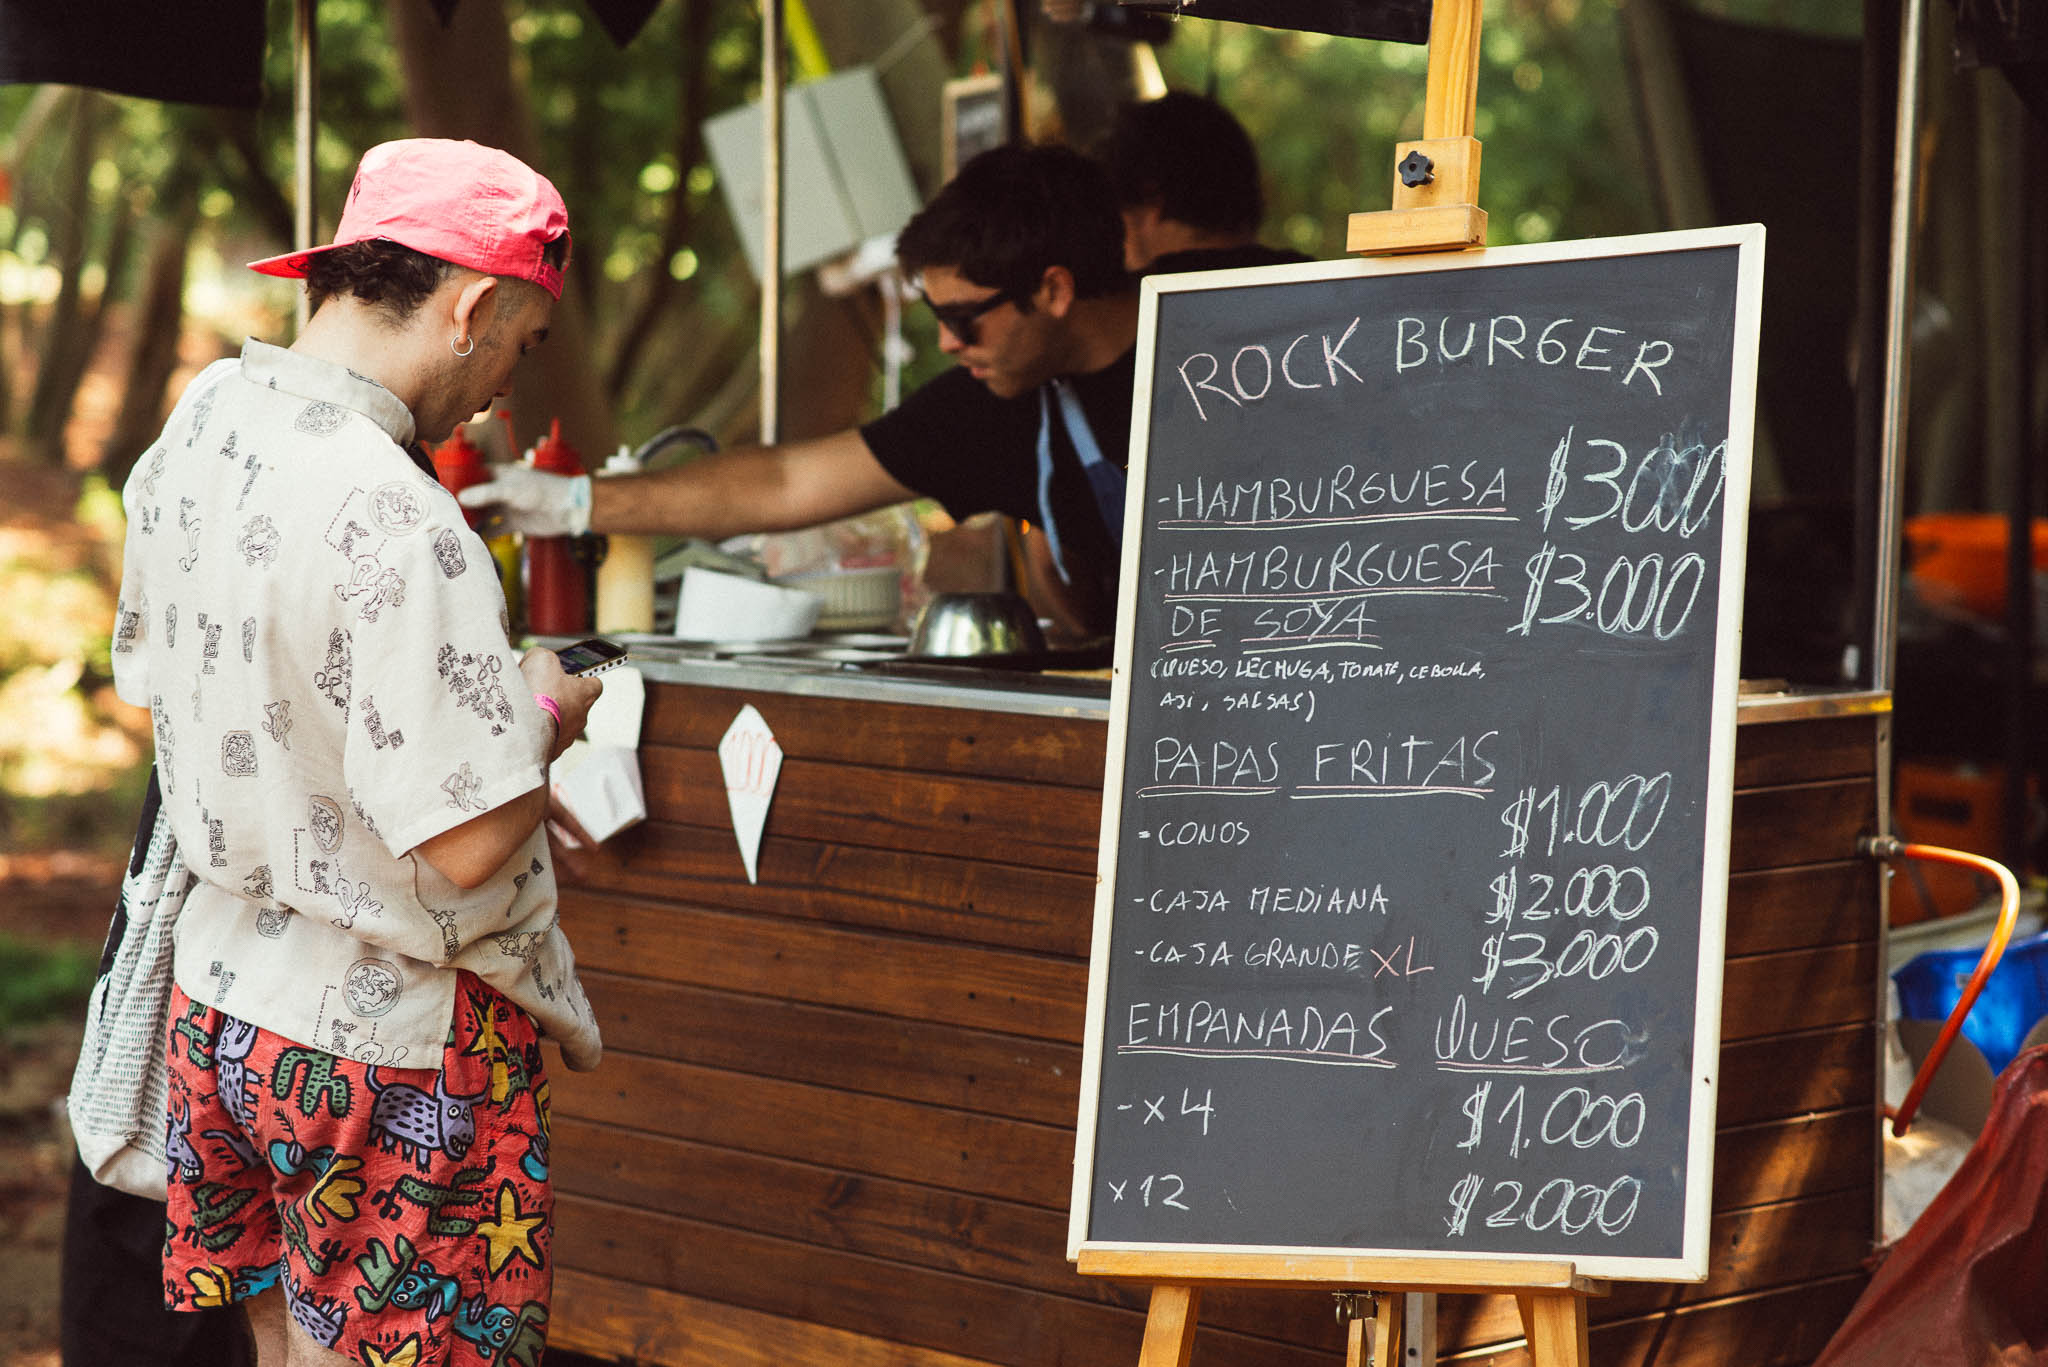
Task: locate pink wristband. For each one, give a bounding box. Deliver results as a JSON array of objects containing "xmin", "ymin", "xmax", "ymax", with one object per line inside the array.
[{"xmin": 535, "ymin": 693, "xmax": 563, "ymax": 730}]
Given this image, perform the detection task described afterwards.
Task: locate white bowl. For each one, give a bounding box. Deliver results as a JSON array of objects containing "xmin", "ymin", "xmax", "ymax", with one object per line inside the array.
[
  {"xmin": 775, "ymin": 566, "xmax": 902, "ymax": 631},
  {"xmin": 674, "ymin": 567, "xmax": 822, "ymax": 641}
]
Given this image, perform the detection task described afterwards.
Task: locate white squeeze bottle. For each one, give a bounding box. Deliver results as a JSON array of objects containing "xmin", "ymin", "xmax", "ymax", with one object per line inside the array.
[{"xmin": 594, "ymin": 445, "xmax": 656, "ymax": 633}]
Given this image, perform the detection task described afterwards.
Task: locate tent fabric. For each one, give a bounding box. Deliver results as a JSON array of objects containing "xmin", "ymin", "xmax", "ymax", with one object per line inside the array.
[
  {"xmin": 1813, "ymin": 1044, "xmax": 2048, "ymax": 1367},
  {"xmin": 0, "ymin": 0, "xmax": 266, "ymax": 108}
]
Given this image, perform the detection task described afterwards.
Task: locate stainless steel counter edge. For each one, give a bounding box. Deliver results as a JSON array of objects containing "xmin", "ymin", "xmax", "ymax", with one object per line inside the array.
[
  {"xmin": 543, "ymin": 640, "xmax": 1890, "ymax": 726},
  {"xmin": 559, "ymin": 642, "xmax": 1114, "ymax": 719}
]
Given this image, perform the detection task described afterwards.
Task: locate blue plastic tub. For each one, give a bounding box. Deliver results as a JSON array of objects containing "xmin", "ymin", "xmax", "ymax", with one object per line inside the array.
[{"xmin": 1892, "ymin": 929, "xmax": 2048, "ymax": 1076}]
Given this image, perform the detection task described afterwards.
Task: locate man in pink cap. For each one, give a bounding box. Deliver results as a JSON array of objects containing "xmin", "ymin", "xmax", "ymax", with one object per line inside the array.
[{"xmin": 110, "ymin": 137, "xmax": 602, "ymax": 1367}]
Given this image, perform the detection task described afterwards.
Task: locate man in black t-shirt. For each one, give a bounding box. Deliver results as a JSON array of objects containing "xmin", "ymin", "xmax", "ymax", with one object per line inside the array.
[{"xmin": 465, "ymin": 114, "xmax": 1305, "ymax": 638}]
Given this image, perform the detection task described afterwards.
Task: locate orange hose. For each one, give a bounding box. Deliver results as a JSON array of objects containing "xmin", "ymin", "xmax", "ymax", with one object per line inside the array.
[{"xmin": 1885, "ymin": 843, "xmax": 2021, "ymax": 1137}]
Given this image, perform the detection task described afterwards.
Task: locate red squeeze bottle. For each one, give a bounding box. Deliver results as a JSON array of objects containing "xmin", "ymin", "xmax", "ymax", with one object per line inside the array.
[
  {"xmin": 524, "ymin": 418, "xmax": 590, "ymax": 636},
  {"xmin": 429, "ymin": 426, "xmax": 488, "ymax": 529}
]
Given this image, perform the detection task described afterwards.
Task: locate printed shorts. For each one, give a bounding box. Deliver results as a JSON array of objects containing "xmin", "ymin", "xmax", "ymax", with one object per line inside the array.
[{"xmin": 162, "ymin": 972, "xmax": 554, "ymax": 1367}]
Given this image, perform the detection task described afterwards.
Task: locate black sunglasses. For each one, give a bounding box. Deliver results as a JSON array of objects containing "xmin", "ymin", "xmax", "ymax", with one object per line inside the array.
[{"xmin": 920, "ymin": 284, "xmax": 1027, "ymax": 346}]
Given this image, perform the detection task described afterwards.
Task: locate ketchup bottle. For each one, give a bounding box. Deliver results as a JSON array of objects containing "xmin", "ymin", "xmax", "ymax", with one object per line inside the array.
[
  {"xmin": 429, "ymin": 426, "xmax": 488, "ymax": 529},
  {"xmin": 524, "ymin": 418, "xmax": 590, "ymax": 636}
]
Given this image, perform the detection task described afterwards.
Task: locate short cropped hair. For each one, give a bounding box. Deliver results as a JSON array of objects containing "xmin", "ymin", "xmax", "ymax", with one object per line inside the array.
[
  {"xmin": 304, "ymin": 235, "xmax": 571, "ymax": 320},
  {"xmin": 1099, "ymin": 92, "xmax": 1263, "ymax": 237},
  {"xmin": 895, "ymin": 143, "xmax": 1127, "ymax": 301}
]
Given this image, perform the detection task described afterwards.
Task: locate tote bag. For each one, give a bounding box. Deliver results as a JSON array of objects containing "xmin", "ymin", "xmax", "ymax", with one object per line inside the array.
[{"xmin": 65, "ymin": 768, "xmax": 187, "ymax": 1201}]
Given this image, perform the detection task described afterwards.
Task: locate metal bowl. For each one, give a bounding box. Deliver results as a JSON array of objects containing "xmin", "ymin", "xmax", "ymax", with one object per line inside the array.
[{"xmin": 907, "ymin": 592, "xmax": 1047, "ymax": 658}]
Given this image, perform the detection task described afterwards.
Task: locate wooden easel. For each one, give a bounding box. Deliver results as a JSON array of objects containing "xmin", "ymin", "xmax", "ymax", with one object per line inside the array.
[
  {"xmin": 1347, "ymin": 0, "xmax": 1488, "ymax": 257},
  {"xmin": 1079, "ymin": 1251, "xmax": 1606, "ymax": 1367}
]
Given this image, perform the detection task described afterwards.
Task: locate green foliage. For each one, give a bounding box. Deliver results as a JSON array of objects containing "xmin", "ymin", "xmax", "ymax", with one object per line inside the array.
[
  {"xmin": 1154, "ymin": 0, "xmax": 1661, "ymax": 258},
  {"xmin": 0, "ymin": 933, "xmax": 97, "ymax": 1031}
]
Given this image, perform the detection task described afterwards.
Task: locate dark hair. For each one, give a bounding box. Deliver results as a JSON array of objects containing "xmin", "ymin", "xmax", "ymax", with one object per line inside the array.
[
  {"xmin": 895, "ymin": 143, "xmax": 1127, "ymax": 301},
  {"xmin": 303, "ymin": 235, "xmax": 569, "ymax": 319},
  {"xmin": 303, "ymin": 240, "xmax": 457, "ymax": 319},
  {"xmin": 1099, "ymin": 92, "xmax": 1263, "ymax": 236}
]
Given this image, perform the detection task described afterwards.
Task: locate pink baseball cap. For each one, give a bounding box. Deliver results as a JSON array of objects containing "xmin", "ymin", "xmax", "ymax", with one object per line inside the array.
[{"xmin": 248, "ymin": 138, "xmax": 571, "ymax": 299}]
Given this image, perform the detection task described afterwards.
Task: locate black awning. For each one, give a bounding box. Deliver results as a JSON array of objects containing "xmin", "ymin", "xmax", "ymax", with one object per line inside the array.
[
  {"xmin": 1116, "ymin": 0, "xmax": 1432, "ymax": 45},
  {"xmin": 0, "ymin": 0, "xmax": 267, "ymax": 108},
  {"xmin": 0, "ymin": 0, "xmax": 663, "ymax": 109}
]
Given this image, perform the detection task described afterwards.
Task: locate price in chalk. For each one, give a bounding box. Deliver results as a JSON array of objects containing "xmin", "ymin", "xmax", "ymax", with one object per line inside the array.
[
  {"xmin": 1499, "ymin": 773, "xmax": 1672, "ymax": 859},
  {"xmin": 1444, "ymin": 1172, "xmax": 1643, "ymax": 1238},
  {"xmin": 1509, "ymin": 543, "xmax": 1708, "ymax": 640},
  {"xmin": 1456, "ymin": 1080, "xmax": 1649, "ymax": 1157},
  {"xmin": 1487, "ymin": 865, "xmax": 1653, "ymax": 926},
  {"xmin": 1473, "ymin": 925, "xmax": 1662, "ymax": 999},
  {"xmin": 1535, "ymin": 427, "xmax": 1725, "ymax": 539}
]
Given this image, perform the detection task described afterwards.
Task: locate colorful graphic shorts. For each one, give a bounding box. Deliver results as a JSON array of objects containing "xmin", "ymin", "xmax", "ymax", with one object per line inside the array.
[{"xmin": 162, "ymin": 972, "xmax": 554, "ymax": 1367}]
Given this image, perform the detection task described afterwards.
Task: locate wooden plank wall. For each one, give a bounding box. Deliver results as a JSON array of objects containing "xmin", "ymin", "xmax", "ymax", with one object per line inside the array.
[{"xmin": 546, "ymin": 686, "xmax": 1883, "ymax": 1367}]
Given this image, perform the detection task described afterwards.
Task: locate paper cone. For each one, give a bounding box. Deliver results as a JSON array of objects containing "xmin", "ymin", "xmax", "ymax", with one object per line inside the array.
[{"xmin": 718, "ymin": 704, "xmax": 784, "ymax": 884}]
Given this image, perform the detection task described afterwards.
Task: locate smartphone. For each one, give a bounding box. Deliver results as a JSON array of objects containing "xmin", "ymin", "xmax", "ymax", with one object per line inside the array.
[{"xmin": 555, "ymin": 637, "xmax": 630, "ymax": 677}]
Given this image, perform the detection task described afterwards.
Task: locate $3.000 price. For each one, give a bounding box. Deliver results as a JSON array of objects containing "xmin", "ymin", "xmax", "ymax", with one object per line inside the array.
[
  {"xmin": 1511, "ymin": 543, "xmax": 1708, "ymax": 640},
  {"xmin": 1474, "ymin": 925, "xmax": 1661, "ymax": 1000}
]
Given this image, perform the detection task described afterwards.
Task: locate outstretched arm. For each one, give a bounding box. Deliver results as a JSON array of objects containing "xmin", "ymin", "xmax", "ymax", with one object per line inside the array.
[{"xmin": 460, "ymin": 427, "xmax": 918, "ymax": 541}]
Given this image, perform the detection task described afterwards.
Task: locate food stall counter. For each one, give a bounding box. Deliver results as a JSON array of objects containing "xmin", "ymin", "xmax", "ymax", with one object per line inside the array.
[{"xmin": 543, "ymin": 655, "xmax": 1887, "ymax": 1367}]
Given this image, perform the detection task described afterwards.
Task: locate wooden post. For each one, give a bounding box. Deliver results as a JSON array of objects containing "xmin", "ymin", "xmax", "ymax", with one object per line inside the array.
[
  {"xmin": 1134, "ymin": 1284, "xmax": 1199, "ymax": 1367},
  {"xmin": 1347, "ymin": 0, "xmax": 1488, "ymax": 255}
]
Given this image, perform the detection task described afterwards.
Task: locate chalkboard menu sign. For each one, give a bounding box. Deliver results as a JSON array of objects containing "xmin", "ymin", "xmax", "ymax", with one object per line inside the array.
[{"xmin": 1069, "ymin": 227, "xmax": 1764, "ymax": 1283}]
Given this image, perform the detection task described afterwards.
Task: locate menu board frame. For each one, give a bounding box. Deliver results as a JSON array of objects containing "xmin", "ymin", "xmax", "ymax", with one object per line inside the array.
[{"xmin": 1067, "ymin": 225, "xmax": 1765, "ymax": 1284}]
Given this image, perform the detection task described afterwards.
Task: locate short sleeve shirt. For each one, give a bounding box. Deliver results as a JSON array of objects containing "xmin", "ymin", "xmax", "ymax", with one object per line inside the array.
[
  {"xmin": 860, "ymin": 349, "xmax": 1137, "ymax": 633},
  {"xmin": 112, "ymin": 341, "xmax": 600, "ymax": 1071}
]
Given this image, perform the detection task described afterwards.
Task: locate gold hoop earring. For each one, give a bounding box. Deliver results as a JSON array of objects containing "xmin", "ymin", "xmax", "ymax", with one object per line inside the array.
[{"xmin": 451, "ymin": 334, "xmax": 475, "ymax": 358}]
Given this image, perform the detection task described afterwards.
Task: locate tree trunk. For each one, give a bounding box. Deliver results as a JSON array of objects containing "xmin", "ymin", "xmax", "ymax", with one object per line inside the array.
[
  {"xmin": 0, "ymin": 85, "xmax": 70, "ymax": 432},
  {"xmin": 102, "ymin": 183, "xmax": 202, "ymax": 484},
  {"xmin": 603, "ymin": 0, "xmax": 716, "ymax": 403},
  {"xmin": 24, "ymin": 91, "xmax": 106, "ymax": 464},
  {"xmin": 384, "ymin": 0, "xmax": 617, "ymax": 460}
]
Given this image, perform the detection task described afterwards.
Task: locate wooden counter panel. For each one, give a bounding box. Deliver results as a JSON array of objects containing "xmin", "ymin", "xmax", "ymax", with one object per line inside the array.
[
  {"xmin": 551, "ymin": 1117, "xmax": 1093, "ymax": 1298},
  {"xmin": 552, "ymin": 1268, "xmax": 1006, "ymax": 1367},
  {"xmin": 553, "ymin": 1108, "xmax": 1871, "ymax": 1344},
  {"xmin": 569, "ymin": 893, "xmax": 1086, "ymax": 1043},
  {"xmin": 549, "ymin": 1050, "xmax": 1075, "ymax": 1210},
  {"xmin": 552, "ymin": 1194, "xmax": 1335, "ymax": 1367},
  {"xmin": 1731, "ymin": 713, "xmax": 1879, "ymax": 787},
  {"xmin": 1577, "ymin": 1275, "xmax": 1868, "ymax": 1367},
  {"xmin": 1724, "ymin": 861, "xmax": 1879, "ymax": 956},
  {"xmin": 641, "ymin": 746, "xmax": 1104, "ymax": 874},
  {"xmin": 1720, "ymin": 941, "xmax": 1880, "ymax": 1042},
  {"xmin": 1711, "ymin": 1108, "xmax": 1876, "ymax": 1211},
  {"xmin": 1714, "ymin": 1024, "xmax": 1876, "ymax": 1128},
  {"xmin": 568, "ymin": 821, "xmax": 1095, "ymax": 956},
  {"xmin": 1730, "ymin": 779, "xmax": 1876, "ymax": 872},
  {"xmin": 579, "ymin": 970, "xmax": 1084, "ymax": 1127},
  {"xmin": 1412, "ymin": 1185, "xmax": 1874, "ymax": 1352},
  {"xmin": 643, "ymin": 684, "xmax": 1109, "ymax": 787}
]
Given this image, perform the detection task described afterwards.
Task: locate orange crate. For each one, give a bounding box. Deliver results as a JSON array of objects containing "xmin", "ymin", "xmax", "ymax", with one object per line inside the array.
[{"xmin": 1892, "ymin": 759, "xmax": 2018, "ymax": 923}]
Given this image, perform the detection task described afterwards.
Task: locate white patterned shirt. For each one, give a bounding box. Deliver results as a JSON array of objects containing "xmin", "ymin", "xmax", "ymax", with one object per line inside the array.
[{"xmin": 112, "ymin": 340, "xmax": 600, "ymax": 1071}]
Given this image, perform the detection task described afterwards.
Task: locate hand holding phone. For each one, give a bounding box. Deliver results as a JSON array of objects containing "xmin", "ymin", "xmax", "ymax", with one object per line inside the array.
[{"xmin": 555, "ymin": 637, "xmax": 630, "ymax": 677}]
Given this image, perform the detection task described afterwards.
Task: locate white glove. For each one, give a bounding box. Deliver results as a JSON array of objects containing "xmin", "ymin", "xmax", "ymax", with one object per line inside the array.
[{"xmin": 457, "ymin": 466, "xmax": 592, "ymax": 537}]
